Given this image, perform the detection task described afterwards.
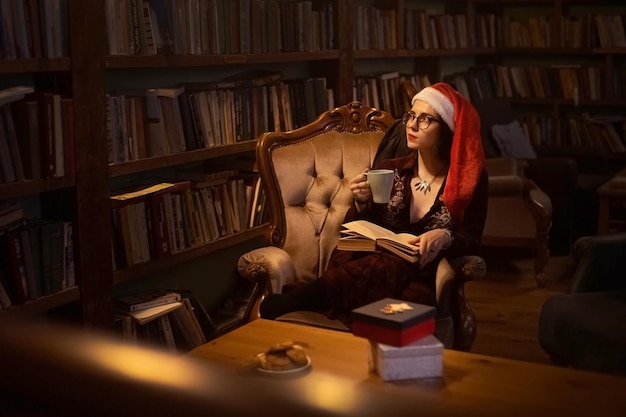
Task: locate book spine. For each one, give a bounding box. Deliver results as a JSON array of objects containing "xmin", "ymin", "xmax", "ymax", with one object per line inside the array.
[
  {"xmin": 149, "ymin": 191, "xmax": 171, "ymax": 258},
  {"xmin": 158, "ymin": 314, "xmax": 177, "ymax": 351},
  {"xmin": 7, "ymin": 229, "xmax": 29, "ymax": 303},
  {"xmin": 182, "ymin": 297, "xmax": 206, "ymax": 344}
]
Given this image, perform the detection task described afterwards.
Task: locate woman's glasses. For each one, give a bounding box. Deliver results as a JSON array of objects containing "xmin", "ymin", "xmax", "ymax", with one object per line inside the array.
[{"xmin": 401, "ymin": 112, "xmax": 441, "ymax": 131}]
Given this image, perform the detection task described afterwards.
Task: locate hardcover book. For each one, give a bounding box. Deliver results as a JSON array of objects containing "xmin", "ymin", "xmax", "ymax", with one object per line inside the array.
[
  {"xmin": 337, "ymin": 220, "xmax": 421, "ymax": 263},
  {"xmin": 116, "ymin": 289, "xmax": 182, "ymax": 312},
  {"xmin": 127, "ymin": 301, "xmax": 182, "ymax": 325}
]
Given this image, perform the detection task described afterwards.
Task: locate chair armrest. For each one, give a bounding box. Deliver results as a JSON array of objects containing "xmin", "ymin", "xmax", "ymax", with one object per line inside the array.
[
  {"xmin": 448, "ymin": 255, "xmax": 487, "ymax": 282},
  {"xmin": 528, "ymin": 188, "xmax": 553, "ymax": 218},
  {"xmin": 488, "ymin": 175, "xmax": 524, "ymax": 195},
  {"xmin": 434, "ymin": 256, "xmax": 486, "ymax": 301},
  {"xmin": 569, "ymin": 233, "xmax": 626, "ymax": 293},
  {"xmin": 237, "ymin": 247, "xmax": 296, "ymax": 295},
  {"xmin": 485, "ymin": 157, "xmax": 526, "ymax": 195}
]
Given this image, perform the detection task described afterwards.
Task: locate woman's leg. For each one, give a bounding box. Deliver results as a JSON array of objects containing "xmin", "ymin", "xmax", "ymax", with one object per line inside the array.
[{"xmin": 259, "ymin": 278, "xmax": 327, "ymax": 319}]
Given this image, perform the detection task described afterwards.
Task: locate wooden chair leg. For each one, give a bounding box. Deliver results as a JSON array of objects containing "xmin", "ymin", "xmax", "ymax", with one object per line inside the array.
[{"xmin": 534, "ymin": 236, "xmax": 550, "ymax": 288}]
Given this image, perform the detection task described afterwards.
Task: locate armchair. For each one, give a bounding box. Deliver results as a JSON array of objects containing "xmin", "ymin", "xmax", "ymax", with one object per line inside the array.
[
  {"xmin": 471, "ymin": 98, "xmax": 554, "ymax": 288},
  {"xmin": 538, "ymin": 233, "xmax": 626, "ymax": 375},
  {"xmin": 238, "ymin": 102, "xmax": 486, "ymax": 351},
  {"xmin": 482, "ymin": 156, "xmax": 552, "ymax": 288}
]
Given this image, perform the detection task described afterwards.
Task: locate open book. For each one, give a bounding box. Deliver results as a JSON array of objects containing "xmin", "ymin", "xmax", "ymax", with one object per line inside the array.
[{"xmin": 337, "ymin": 220, "xmax": 420, "ymax": 263}]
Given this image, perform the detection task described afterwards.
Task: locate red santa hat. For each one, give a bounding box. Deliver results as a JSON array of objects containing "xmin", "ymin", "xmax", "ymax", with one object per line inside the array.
[{"xmin": 412, "ymin": 83, "xmax": 484, "ymax": 225}]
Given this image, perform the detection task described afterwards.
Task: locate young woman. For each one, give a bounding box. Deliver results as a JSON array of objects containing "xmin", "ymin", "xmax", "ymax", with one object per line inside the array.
[{"xmin": 260, "ymin": 83, "xmax": 489, "ymax": 327}]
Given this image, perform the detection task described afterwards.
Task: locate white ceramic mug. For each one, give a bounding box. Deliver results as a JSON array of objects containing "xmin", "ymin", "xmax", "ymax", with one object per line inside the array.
[{"xmin": 364, "ymin": 169, "xmax": 394, "ymax": 203}]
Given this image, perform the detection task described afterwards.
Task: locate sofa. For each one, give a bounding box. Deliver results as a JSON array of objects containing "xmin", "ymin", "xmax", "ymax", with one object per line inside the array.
[{"xmin": 538, "ymin": 232, "xmax": 626, "ymax": 375}]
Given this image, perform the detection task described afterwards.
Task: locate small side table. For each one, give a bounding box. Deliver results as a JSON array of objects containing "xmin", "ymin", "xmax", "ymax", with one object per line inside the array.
[{"xmin": 597, "ymin": 168, "xmax": 626, "ymax": 234}]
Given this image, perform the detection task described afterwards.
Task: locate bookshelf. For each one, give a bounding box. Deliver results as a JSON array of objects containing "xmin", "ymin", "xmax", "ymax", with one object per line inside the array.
[
  {"xmin": 0, "ymin": 0, "xmax": 354, "ymax": 328},
  {"xmin": 1, "ymin": 0, "xmax": 624, "ymax": 330},
  {"xmin": 453, "ymin": 0, "xmax": 626, "ymax": 158},
  {"xmin": 349, "ymin": 0, "xmax": 626, "ymax": 161}
]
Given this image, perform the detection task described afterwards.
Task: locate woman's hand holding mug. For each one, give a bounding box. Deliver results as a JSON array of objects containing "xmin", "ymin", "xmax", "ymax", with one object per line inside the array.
[{"xmin": 350, "ymin": 169, "xmax": 371, "ymax": 205}]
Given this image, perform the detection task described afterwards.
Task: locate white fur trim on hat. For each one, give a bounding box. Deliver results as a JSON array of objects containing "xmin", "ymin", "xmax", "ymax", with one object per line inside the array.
[{"xmin": 411, "ymin": 87, "xmax": 456, "ymax": 132}]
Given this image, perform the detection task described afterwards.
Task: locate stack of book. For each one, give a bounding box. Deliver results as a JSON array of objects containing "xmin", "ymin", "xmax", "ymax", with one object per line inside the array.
[
  {"xmin": 351, "ymin": 297, "xmax": 443, "ymax": 381},
  {"xmin": 115, "ymin": 289, "xmax": 215, "ymax": 353}
]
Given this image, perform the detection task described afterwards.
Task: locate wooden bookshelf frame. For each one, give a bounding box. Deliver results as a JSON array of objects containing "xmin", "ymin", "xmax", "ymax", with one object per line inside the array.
[
  {"xmin": 0, "ymin": 177, "xmax": 75, "ymax": 200},
  {"xmin": 108, "ymin": 141, "xmax": 257, "ymax": 177},
  {"xmin": 0, "ymin": 58, "xmax": 71, "ymax": 74},
  {"xmin": 113, "ymin": 225, "xmax": 267, "ymax": 285},
  {"xmin": 0, "ymin": 287, "xmax": 80, "ymax": 318}
]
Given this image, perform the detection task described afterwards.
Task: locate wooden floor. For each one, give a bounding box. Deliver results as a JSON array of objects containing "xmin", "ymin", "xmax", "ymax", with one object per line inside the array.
[{"xmin": 466, "ymin": 247, "xmax": 576, "ymax": 365}]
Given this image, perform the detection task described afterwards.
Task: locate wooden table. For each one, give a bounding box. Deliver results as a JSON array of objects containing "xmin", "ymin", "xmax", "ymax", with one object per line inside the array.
[
  {"xmin": 189, "ymin": 319, "xmax": 626, "ymax": 417},
  {"xmin": 597, "ymin": 168, "xmax": 626, "ymax": 234}
]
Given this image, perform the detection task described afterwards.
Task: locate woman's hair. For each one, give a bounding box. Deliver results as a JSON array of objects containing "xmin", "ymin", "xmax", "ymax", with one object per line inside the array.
[{"xmin": 435, "ymin": 120, "xmax": 453, "ymax": 162}]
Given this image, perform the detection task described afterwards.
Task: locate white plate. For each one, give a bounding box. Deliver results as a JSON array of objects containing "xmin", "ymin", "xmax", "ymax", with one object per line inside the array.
[{"xmin": 256, "ymin": 354, "xmax": 312, "ymax": 375}]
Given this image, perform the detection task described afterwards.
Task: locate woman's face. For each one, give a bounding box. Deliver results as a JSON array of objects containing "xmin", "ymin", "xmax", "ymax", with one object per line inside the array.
[{"xmin": 404, "ymin": 100, "xmax": 442, "ymax": 152}]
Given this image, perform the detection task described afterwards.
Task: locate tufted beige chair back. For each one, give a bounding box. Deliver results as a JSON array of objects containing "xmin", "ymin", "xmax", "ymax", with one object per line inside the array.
[{"xmin": 256, "ymin": 102, "xmax": 396, "ymax": 283}]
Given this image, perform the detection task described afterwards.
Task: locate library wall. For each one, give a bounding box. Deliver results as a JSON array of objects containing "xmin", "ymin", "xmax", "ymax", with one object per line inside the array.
[{"xmin": 1, "ymin": 0, "xmax": 625, "ymax": 340}]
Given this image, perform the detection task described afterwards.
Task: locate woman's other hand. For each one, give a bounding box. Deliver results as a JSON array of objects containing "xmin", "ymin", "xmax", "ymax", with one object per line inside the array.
[
  {"xmin": 408, "ymin": 229, "xmax": 453, "ymax": 267},
  {"xmin": 350, "ymin": 169, "xmax": 371, "ymax": 206}
]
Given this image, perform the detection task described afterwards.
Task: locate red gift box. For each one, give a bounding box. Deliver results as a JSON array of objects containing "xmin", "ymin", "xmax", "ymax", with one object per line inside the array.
[{"xmin": 351, "ymin": 298, "xmax": 436, "ymax": 347}]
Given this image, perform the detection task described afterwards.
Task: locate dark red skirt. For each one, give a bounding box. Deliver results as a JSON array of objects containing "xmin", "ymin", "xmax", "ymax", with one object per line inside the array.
[{"xmin": 321, "ymin": 247, "xmax": 438, "ymax": 327}]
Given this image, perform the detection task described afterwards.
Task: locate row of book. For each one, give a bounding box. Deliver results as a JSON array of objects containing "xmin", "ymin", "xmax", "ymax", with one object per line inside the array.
[
  {"xmin": 363, "ymin": 8, "xmax": 624, "ymax": 51},
  {"xmin": 445, "ymin": 64, "xmax": 626, "ymax": 105},
  {"xmin": 354, "ymin": 7, "xmax": 477, "ymax": 51},
  {"xmin": 0, "ymin": 203, "xmax": 75, "ymax": 310},
  {"xmin": 353, "ymin": 5, "xmax": 398, "ymax": 50},
  {"xmin": 106, "ymin": 71, "xmax": 332, "ymax": 164},
  {"xmin": 560, "ymin": 114, "xmax": 626, "ymax": 152},
  {"xmin": 355, "ymin": 7, "xmax": 480, "ymax": 51},
  {"xmin": 0, "ymin": 86, "xmax": 74, "ymax": 184},
  {"xmin": 0, "ymin": 0, "xmax": 68, "ymax": 60},
  {"xmin": 443, "ymin": 68, "xmax": 626, "ymax": 152},
  {"xmin": 500, "ymin": 14, "xmax": 626, "ymax": 49},
  {"xmin": 105, "ymin": 0, "xmax": 335, "ymax": 56},
  {"xmin": 353, "ymin": 72, "xmax": 432, "ymax": 119},
  {"xmin": 115, "ymin": 289, "xmax": 215, "ymax": 352},
  {"xmin": 110, "ymin": 170, "xmax": 267, "ymax": 270},
  {"xmin": 499, "ymin": 111, "xmax": 626, "ymax": 152},
  {"xmin": 404, "ymin": 10, "xmax": 475, "ymax": 50},
  {"xmin": 494, "ymin": 65, "xmax": 609, "ymax": 103},
  {"xmin": 488, "ymin": 13, "xmax": 626, "ymax": 50}
]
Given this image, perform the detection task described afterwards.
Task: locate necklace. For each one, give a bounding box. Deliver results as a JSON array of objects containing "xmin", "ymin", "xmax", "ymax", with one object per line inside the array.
[{"xmin": 414, "ymin": 165, "xmax": 447, "ymax": 194}]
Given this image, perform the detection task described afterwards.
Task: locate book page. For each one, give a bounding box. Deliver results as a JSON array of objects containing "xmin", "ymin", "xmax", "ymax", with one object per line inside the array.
[
  {"xmin": 376, "ymin": 241, "xmax": 419, "ymax": 263},
  {"xmin": 342, "ymin": 220, "xmax": 397, "ymax": 240},
  {"xmin": 342, "ymin": 220, "xmax": 418, "ymax": 250},
  {"xmin": 378, "ymin": 234, "xmax": 420, "ymax": 252}
]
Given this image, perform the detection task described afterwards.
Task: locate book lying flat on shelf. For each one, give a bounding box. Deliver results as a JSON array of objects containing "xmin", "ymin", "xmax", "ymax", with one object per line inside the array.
[
  {"xmin": 127, "ymin": 301, "xmax": 183, "ymax": 325},
  {"xmin": 338, "ymin": 220, "xmax": 421, "ymax": 263},
  {"xmin": 116, "ymin": 289, "xmax": 182, "ymax": 312}
]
